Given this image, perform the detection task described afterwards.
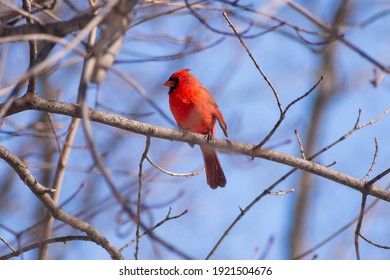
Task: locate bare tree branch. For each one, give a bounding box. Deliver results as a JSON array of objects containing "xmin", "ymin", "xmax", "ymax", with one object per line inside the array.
[
  {"xmin": 0, "ymin": 235, "xmax": 93, "ymax": 260},
  {"xmin": 0, "ymin": 145, "xmax": 124, "ymax": 259},
  {"xmin": 2, "ymin": 95, "xmax": 389, "ymax": 202}
]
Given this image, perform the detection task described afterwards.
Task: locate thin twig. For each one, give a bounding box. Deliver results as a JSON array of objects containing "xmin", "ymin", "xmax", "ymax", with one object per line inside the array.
[
  {"xmin": 120, "ymin": 207, "xmax": 188, "ymax": 252},
  {"xmin": 110, "ymin": 67, "xmax": 176, "ymax": 127},
  {"xmin": 301, "ymin": 109, "xmax": 360, "ymax": 162},
  {"xmin": 269, "ymin": 189, "xmax": 295, "ymax": 195},
  {"xmin": 359, "ymin": 233, "xmax": 390, "ymax": 250},
  {"xmin": 325, "ymin": 161, "xmax": 337, "ymax": 168},
  {"xmin": 258, "ymin": 236, "xmax": 275, "ymax": 260},
  {"xmin": 135, "ymin": 136, "xmax": 151, "ymax": 260},
  {"xmin": 254, "ymin": 76, "xmax": 323, "ymax": 149},
  {"xmin": 362, "ymin": 137, "xmax": 378, "ymax": 181},
  {"xmin": 115, "ymin": 37, "xmax": 225, "ymax": 64},
  {"xmin": 146, "ymin": 0, "xmax": 224, "ymax": 11},
  {"xmin": 0, "ymin": 236, "xmax": 93, "ymax": 260},
  {"xmin": 130, "ymin": 0, "xmax": 207, "ymax": 29},
  {"xmin": 146, "ymin": 155, "xmax": 204, "ymax": 177},
  {"xmin": 186, "ymin": 1, "xmax": 253, "ymax": 37},
  {"xmin": 31, "ymin": 0, "xmax": 60, "ymax": 22},
  {"xmin": 0, "ymin": 34, "xmax": 85, "ymax": 56},
  {"xmin": 354, "ymin": 195, "xmax": 369, "ymax": 260},
  {"xmin": 294, "ymin": 129, "xmax": 306, "ymax": 159},
  {"xmin": 46, "ymin": 113, "xmax": 63, "ymax": 161},
  {"xmin": 355, "ymin": 167, "xmax": 390, "ymax": 259},
  {"xmin": 223, "ymin": 12, "xmax": 283, "ymax": 114},
  {"xmin": 22, "ymin": 0, "xmax": 38, "ymax": 96},
  {"xmin": 59, "ymin": 183, "xmax": 85, "ymax": 208},
  {"xmin": 0, "ymin": 236, "xmax": 16, "ymax": 253},
  {"xmin": 370, "ymin": 68, "xmax": 385, "ymax": 88}
]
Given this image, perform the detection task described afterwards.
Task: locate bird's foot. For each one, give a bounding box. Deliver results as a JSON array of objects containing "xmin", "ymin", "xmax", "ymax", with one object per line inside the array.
[{"xmin": 206, "ymin": 131, "xmax": 213, "ymax": 142}]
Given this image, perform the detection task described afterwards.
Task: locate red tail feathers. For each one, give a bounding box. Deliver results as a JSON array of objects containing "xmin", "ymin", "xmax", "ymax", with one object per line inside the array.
[{"xmin": 200, "ymin": 145, "xmax": 226, "ymax": 189}]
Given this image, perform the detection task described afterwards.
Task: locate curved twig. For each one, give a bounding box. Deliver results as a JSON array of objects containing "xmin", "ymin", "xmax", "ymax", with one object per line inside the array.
[{"xmin": 146, "ymin": 155, "xmax": 204, "ymax": 177}]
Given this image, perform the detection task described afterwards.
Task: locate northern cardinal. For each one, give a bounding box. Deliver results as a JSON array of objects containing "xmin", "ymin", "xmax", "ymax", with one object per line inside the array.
[{"xmin": 164, "ymin": 69, "xmax": 228, "ymax": 189}]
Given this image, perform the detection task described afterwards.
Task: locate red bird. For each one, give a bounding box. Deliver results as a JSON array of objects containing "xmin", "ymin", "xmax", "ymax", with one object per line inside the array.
[{"xmin": 164, "ymin": 69, "xmax": 228, "ymax": 189}]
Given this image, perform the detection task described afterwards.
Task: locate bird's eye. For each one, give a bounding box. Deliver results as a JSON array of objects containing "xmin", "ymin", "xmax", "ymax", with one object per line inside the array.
[
  {"xmin": 169, "ymin": 77, "xmax": 180, "ymax": 87},
  {"xmin": 171, "ymin": 77, "xmax": 180, "ymax": 83}
]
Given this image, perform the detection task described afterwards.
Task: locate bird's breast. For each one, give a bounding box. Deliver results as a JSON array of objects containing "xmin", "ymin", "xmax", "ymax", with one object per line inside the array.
[{"xmin": 169, "ymin": 90, "xmax": 215, "ymax": 135}]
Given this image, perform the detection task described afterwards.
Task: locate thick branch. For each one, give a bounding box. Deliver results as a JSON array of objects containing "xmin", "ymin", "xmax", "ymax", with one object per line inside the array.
[{"xmin": 2, "ymin": 95, "xmax": 390, "ymax": 202}]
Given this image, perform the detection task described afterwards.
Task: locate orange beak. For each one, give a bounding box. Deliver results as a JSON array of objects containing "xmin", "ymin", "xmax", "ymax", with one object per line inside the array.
[{"xmin": 163, "ymin": 80, "xmax": 175, "ymax": 88}]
